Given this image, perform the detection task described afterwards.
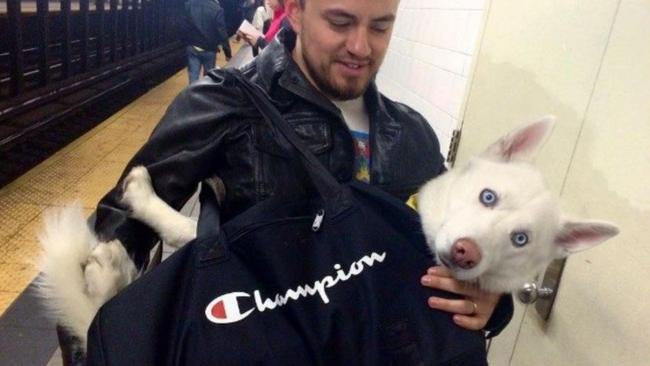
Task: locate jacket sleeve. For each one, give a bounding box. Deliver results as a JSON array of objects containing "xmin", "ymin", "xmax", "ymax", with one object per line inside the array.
[
  {"xmin": 483, "ymin": 294, "xmax": 514, "ymax": 338},
  {"xmin": 93, "ymin": 72, "xmax": 243, "ymax": 268}
]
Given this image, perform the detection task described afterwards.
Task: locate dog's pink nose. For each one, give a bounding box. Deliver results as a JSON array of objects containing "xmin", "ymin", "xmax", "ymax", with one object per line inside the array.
[{"xmin": 451, "ymin": 238, "xmax": 481, "ymax": 269}]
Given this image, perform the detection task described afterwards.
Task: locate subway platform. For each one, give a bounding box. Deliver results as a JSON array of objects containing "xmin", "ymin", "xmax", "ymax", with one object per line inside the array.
[{"xmin": 0, "ymin": 49, "xmax": 233, "ymax": 365}]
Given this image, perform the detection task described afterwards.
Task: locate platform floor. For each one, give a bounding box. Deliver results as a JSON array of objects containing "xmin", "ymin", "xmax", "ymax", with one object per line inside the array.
[{"xmin": 0, "ymin": 45, "xmax": 235, "ymax": 365}]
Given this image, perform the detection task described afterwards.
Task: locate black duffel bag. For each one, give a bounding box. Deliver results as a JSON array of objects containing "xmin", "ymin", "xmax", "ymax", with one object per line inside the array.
[{"xmin": 86, "ymin": 70, "xmax": 487, "ymax": 365}]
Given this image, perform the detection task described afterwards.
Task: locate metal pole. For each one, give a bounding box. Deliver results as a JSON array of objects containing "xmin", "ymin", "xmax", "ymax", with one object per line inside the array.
[
  {"xmin": 7, "ymin": 0, "xmax": 25, "ymax": 96},
  {"xmin": 36, "ymin": 0, "xmax": 50, "ymax": 86}
]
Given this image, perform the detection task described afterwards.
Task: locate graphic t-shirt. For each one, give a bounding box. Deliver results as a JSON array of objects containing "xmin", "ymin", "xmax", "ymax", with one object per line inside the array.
[
  {"xmin": 350, "ymin": 130, "xmax": 371, "ymax": 182},
  {"xmin": 332, "ymin": 98, "xmax": 371, "ymax": 182}
]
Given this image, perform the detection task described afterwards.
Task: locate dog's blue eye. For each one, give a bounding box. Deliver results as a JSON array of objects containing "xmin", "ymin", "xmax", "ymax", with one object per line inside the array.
[
  {"xmin": 511, "ymin": 232, "xmax": 529, "ymax": 247},
  {"xmin": 479, "ymin": 189, "xmax": 498, "ymax": 207}
]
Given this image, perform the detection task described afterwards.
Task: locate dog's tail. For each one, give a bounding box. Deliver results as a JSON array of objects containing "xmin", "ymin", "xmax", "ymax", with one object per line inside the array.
[{"xmin": 35, "ymin": 204, "xmax": 101, "ymax": 347}]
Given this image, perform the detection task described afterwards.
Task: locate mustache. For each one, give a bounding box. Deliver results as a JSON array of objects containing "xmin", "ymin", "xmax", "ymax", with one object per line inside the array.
[
  {"xmin": 336, "ymin": 60, "xmax": 372, "ymax": 66},
  {"xmin": 335, "ymin": 55, "xmax": 373, "ymax": 66}
]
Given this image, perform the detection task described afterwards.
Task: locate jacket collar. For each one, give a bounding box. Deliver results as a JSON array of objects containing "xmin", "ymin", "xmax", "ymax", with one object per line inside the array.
[
  {"xmin": 254, "ymin": 28, "xmax": 336, "ymax": 115},
  {"xmin": 253, "ymin": 28, "xmax": 403, "ymax": 184},
  {"xmin": 364, "ymin": 81, "xmax": 402, "ymax": 185},
  {"xmin": 363, "ymin": 80, "xmax": 396, "ymax": 129}
]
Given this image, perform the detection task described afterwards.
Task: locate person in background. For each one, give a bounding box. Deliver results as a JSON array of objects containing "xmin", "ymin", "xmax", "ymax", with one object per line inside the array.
[
  {"xmin": 252, "ymin": 0, "xmax": 273, "ymax": 33},
  {"xmin": 238, "ymin": 0, "xmax": 286, "ymax": 54},
  {"xmin": 241, "ymin": 0, "xmax": 258, "ymax": 22},
  {"xmin": 181, "ymin": 0, "xmax": 228, "ymax": 83},
  {"xmin": 220, "ymin": 39, "xmax": 233, "ymax": 61},
  {"xmin": 221, "ymin": 0, "xmax": 245, "ymax": 36}
]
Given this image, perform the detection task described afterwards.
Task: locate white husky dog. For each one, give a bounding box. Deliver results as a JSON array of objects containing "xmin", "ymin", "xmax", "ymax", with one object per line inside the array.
[
  {"xmin": 418, "ymin": 116, "xmax": 618, "ymax": 293},
  {"xmin": 37, "ymin": 116, "xmax": 618, "ymax": 350}
]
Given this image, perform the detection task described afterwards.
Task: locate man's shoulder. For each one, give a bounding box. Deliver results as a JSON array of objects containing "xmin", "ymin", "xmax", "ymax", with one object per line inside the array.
[
  {"xmin": 379, "ymin": 94, "xmax": 431, "ymax": 129},
  {"xmin": 150, "ymin": 69, "xmax": 257, "ymax": 138},
  {"xmin": 169, "ymin": 68, "xmax": 254, "ymax": 115},
  {"xmin": 375, "ymin": 93, "xmax": 443, "ymax": 155}
]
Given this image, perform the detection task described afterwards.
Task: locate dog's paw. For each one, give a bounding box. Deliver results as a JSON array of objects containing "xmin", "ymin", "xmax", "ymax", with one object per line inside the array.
[
  {"xmin": 122, "ymin": 166, "xmax": 155, "ymax": 214},
  {"xmin": 84, "ymin": 241, "xmax": 137, "ymax": 305},
  {"xmin": 203, "ymin": 175, "xmax": 226, "ymax": 203}
]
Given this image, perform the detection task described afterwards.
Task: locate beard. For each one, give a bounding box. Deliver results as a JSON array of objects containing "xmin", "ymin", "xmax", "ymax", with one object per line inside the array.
[{"xmin": 300, "ymin": 39, "xmax": 376, "ymax": 101}]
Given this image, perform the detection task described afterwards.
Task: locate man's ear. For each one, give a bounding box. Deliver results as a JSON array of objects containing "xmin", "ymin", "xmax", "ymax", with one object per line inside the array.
[{"xmin": 285, "ymin": 0, "xmax": 304, "ymax": 33}]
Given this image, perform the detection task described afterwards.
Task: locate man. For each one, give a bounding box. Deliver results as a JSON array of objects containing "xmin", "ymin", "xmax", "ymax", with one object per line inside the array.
[
  {"xmin": 181, "ymin": 0, "xmax": 228, "ymax": 83},
  {"xmin": 95, "ymin": 0, "xmax": 512, "ymax": 348}
]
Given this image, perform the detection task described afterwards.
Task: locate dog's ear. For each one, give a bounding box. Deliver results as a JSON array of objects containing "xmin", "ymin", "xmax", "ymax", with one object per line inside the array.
[
  {"xmin": 482, "ymin": 116, "xmax": 556, "ymax": 162},
  {"xmin": 554, "ymin": 220, "xmax": 619, "ymax": 257}
]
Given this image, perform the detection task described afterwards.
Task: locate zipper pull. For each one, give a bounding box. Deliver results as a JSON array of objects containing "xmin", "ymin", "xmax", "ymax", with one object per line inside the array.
[{"xmin": 312, "ymin": 209, "xmax": 325, "ymax": 232}]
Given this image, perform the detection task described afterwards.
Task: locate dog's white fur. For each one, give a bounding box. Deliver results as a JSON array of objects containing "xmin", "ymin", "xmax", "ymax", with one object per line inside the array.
[
  {"xmin": 418, "ymin": 116, "xmax": 619, "ymax": 292},
  {"xmin": 120, "ymin": 166, "xmax": 198, "ymax": 247},
  {"xmin": 37, "ymin": 166, "xmax": 196, "ymax": 348},
  {"xmin": 36, "ymin": 116, "xmax": 619, "ymax": 351}
]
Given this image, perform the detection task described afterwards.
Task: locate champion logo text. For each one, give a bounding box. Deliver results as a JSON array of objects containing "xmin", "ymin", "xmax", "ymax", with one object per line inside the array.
[{"xmin": 205, "ymin": 251, "xmax": 387, "ymax": 324}]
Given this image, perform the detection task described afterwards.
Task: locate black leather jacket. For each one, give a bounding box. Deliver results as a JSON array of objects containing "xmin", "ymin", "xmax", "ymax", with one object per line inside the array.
[{"xmin": 94, "ymin": 27, "xmax": 512, "ymax": 338}]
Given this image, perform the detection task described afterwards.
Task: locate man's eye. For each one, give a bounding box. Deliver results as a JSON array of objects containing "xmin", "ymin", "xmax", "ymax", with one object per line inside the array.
[
  {"xmin": 371, "ymin": 23, "xmax": 391, "ymax": 33},
  {"xmin": 329, "ymin": 20, "xmax": 350, "ymax": 28}
]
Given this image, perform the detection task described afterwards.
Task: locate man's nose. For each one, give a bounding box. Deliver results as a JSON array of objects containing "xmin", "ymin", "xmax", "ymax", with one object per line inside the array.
[{"xmin": 347, "ymin": 28, "xmax": 372, "ymax": 58}]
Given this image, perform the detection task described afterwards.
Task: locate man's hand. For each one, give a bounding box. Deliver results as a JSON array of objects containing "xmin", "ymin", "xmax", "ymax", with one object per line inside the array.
[{"xmin": 421, "ymin": 266, "xmax": 501, "ymax": 330}]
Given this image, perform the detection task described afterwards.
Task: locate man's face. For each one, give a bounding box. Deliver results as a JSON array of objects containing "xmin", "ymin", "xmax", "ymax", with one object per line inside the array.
[{"xmin": 287, "ymin": 0, "xmax": 399, "ymax": 101}]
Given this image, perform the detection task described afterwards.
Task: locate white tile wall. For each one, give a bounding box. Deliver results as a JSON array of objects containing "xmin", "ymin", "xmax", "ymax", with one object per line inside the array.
[{"xmin": 376, "ymin": 0, "xmax": 488, "ymax": 158}]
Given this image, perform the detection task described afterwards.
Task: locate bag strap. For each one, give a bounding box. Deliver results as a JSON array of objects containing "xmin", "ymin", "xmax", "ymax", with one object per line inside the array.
[
  {"xmin": 197, "ymin": 180, "xmax": 221, "ymax": 238},
  {"xmin": 228, "ymin": 69, "xmax": 350, "ymax": 212},
  {"xmin": 197, "ymin": 180, "xmax": 228, "ymax": 263}
]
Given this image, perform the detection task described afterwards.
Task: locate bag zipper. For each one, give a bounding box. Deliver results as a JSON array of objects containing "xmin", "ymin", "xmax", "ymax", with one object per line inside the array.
[{"xmin": 312, "ymin": 209, "xmax": 325, "ymax": 232}]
